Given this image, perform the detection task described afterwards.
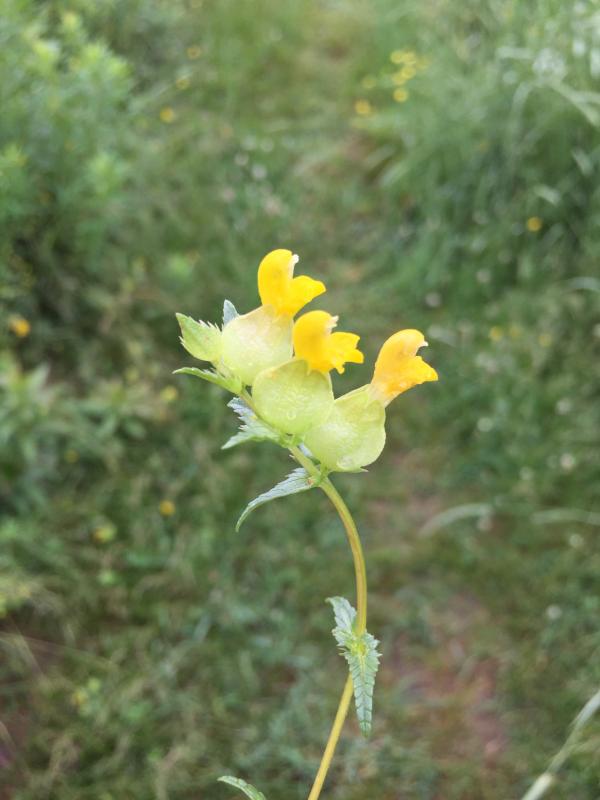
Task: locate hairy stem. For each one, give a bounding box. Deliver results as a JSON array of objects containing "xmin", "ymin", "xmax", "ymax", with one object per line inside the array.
[{"xmin": 288, "ymin": 445, "xmax": 368, "ymax": 800}]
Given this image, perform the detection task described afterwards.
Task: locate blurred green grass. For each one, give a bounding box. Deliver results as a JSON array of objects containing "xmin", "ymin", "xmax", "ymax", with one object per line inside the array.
[{"xmin": 1, "ymin": 0, "xmax": 599, "ymax": 797}]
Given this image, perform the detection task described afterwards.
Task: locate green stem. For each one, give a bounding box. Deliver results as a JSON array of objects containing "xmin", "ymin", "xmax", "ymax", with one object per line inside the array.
[
  {"xmin": 238, "ymin": 395, "xmax": 368, "ymax": 799},
  {"xmin": 520, "ymin": 688, "xmax": 600, "ymax": 800},
  {"xmin": 288, "ymin": 445, "xmax": 368, "ymax": 800}
]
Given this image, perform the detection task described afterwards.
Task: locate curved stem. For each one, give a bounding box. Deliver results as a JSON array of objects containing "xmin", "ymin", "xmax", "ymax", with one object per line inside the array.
[
  {"xmin": 320, "ymin": 477, "xmax": 367, "ymax": 635},
  {"xmin": 288, "ymin": 445, "xmax": 368, "ymax": 800}
]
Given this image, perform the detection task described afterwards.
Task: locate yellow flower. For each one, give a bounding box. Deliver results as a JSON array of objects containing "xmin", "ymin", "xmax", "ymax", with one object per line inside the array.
[
  {"xmin": 292, "ymin": 310, "xmax": 364, "ymax": 374},
  {"xmin": 93, "ymin": 523, "xmax": 116, "ymax": 543},
  {"xmin": 489, "ymin": 325, "xmax": 504, "ymax": 342},
  {"xmin": 527, "ymin": 216, "xmax": 543, "ymax": 232},
  {"xmin": 361, "ymin": 76, "xmax": 376, "ymax": 89},
  {"xmin": 160, "ymin": 385, "xmax": 179, "ymax": 403},
  {"xmin": 159, "ymin": 499, "xmax": 176, "ymax": 516},
  {"xmin": 9, "ymin": 315, "xmax": 31, "ymax": 338},
  {"xmin": 257, "ymin": 249, "xmax": 325, "ymax": 318},
  {"xmin": 64, "ymin": 449, "xmax": 79, "ymax": 463},
  {"xmin": 220, "ymin": 250, "xmax": 326, "ymax": 385},
  {"xmin": 370, "ymin": 329, "xmax": 437, "ymax": 406},
  {"xmin": 187, "ymin": 45, "xmax": 202, "ymax": 59},
  {"xmin": 354, "ymin": 99, "xmax": 373, "ymax": 116},
  {"xmin": 176, "ymin": 75, "xmax": 190, "ymax": 90},
  {"xmin": 393, "ymin": 88, "xmax": 409, "ymax": 103},
  {"xmin": 160, "ymin": 107, "xmax": 176, "ymax": 123},
  {"xmin": 390, "ymin": 49, "xmax": 417, "ymax": 65},
  {"xmin": 304, "ymin": 328, "xmax": 437, "ymax": 470}
]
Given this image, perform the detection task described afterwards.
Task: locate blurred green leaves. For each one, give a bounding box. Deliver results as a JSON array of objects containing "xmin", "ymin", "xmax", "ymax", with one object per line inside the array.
[{"xmin": 1, "ymin": 0, "xmax": 599, "ymax": 798}]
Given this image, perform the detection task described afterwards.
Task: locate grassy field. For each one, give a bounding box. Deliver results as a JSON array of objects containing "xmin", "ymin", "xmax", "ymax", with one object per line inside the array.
[{"xmin": 1, "ymin": 0, "xmax": 599, "ymax": 798}]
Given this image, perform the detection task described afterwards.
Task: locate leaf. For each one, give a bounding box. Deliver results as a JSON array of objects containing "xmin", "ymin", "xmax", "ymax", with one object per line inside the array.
[
  {"xmin": 223, "ymin": 398, "xmax": 282, "ymax": 449},
  {"xmin": 173, "ymin": 367, "xmax": 241, "ymax": 394},
  {"xmin": 327, "ymin": 596, "xmax": 381, "ymax": 737},
  {"xmin": 223, "ymin": 299, "xmax": 239, "ymax": 326},
  {"xmin": 218, "ymin": 776, "xmax": 266, "ymax": 800},
  {"xmin": 176, "ymin": 313, "xmax": 221, "ymax": 361},
  {"xmin": 236, "ymin": 468, "xmax": 314, "ymax": 531}
]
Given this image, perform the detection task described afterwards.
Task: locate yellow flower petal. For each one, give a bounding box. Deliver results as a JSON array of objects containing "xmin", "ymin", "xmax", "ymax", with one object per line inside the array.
[
  {"xmin": 159, "ymin": 499, "xmax": 176, "ymax": 516},
  {"xmin": 527, "ymin": 216, "xmax": 543, "ymax": 232},
  {"xmin": 9, "ymin": 315, "xmax": 31, "ymax": 338},
  {"xmin": 371, "ymin": 329, "xmax": 438, "ymax": 404},
  {"xmin": 293, "ymin": 310, "xmax": 364, "ymax": 374},
  {"xmin": 257, "ymin": 249, "xmax": 325, "ymax": 317},
  {"xmin": 160, "ymin": 107, "xmax": 175, "ymax": 123},
  {"xmin": 354, "ymin": 99, "xmax": 373, "ymax": 116}
]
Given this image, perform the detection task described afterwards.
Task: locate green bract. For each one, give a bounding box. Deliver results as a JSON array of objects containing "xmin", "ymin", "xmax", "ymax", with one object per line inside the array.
[
  {"xmin": 304, "ymin": 385, "xmax": 386, "ymax": 471},
  {"xmin": 221, "ymin": 306, "xmax": 292, "ymax": 386},
  {"xmin": 176, "ymin": 313, "xmax": 222, "ymax": 362},
  {"xmin": 252, "ymin": 358, "xmax": 334, "ymax": 436}
]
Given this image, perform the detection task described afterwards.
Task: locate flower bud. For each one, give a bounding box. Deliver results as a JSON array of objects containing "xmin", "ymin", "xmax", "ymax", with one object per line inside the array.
[
  {"xmin": 221, "ymin": 306, "xmax": 293, "ymax": 386},
  {"xmin": 252, "ymin": 359, "xmax": 334, "ymax": 436},
  {"xmin": 303, "ymin": 385, "xmax": 386, "ymax": 471}
]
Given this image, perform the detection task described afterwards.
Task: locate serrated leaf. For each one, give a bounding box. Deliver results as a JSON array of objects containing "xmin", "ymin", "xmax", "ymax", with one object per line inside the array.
[
  {"xmin": 327, "ymin": 596, "xmax": 381, "ymax": 737},
  {"xmin": 223, "ymin": 299, "xmax": 239, "ymax": 326},
  {"xmin": 174, "ymin": 367, "xmax": 241, "ymax": 394},
  {"xmin": 236, "ymin": 468, "xmax": 314, "ymax": 531},
  {"xmin": 328, "ymin": 596, "xmax": 357, "ymax": 637},
  {"xmin": 223, "ymin": 398, "xmax": 282, "ymax": 449},
  {"xmin": 176, "ymin": 313, "xmax": 221, "ymax": 361},
  {"xmin": 218, "ymin": 776, "xmax": 266, "ymax": 800}
]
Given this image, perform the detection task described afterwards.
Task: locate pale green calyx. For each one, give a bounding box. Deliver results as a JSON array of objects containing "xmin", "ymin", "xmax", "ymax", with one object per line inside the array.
[
  {"xmin": 252, "ymin": 358, "xmax": 334, "ymax": 436},
  {"xmin": 176, "ymin": 313, "xmax": 222, "ymax": 362},
  {"xmin": 303, "ymin": 385, "xmax": 386, "ymax": 471},
  {"xmin": 220, "ymin": 305, "xmax": 293, "ymax": 386}
]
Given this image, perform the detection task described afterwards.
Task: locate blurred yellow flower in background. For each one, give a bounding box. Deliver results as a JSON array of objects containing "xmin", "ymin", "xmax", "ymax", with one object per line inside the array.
[
  {"xmin": 160, "ymin": 385, "xmax": 179, "ymax": 403},
  {"xmin": 527, "ymin": 216, "xmax": 543, "ymax": 232},
  {"xmin": 93, "ymin": 524, "xmax": 117, "ymax": 544},
  {"xmin": 186, "ymin": 45, "xmax": 202, "ymax": 59},
  {"xmin": 9, "ymin": 315, "xmax": 31, "ymax": 337},
  {"xmin": 400, "ymin": 65, "xmax": 416, "ymax": 80},
  {"xmin": 390, "ymin": 49, "xmax": 417, "ymax": 65},
  {"xmin": 160, "ymin": 107, "xmax": 176, "ymax": 123},
  {"xmin": 159, "ymin": 499, "xmax": 176, "ymax": 516},
  {"xmin": 393, "ymin": 88, "xmax": 409, "ymax": 103},
  {"xmin": 176, "ymin": 75, "xmax": 190, "ymax": 90},
  {"xmin": 354, "ymin": 99, "xmax": 373, "ymax": 116}
]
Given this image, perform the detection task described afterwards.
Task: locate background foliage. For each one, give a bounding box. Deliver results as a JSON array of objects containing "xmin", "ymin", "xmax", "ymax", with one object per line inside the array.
[{"xmin": 1, "ymin": 0, "xmax": 599, "ymax": 797}]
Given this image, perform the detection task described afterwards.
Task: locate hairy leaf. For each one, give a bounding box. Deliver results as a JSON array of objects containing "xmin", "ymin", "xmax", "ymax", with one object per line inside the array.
[
  {"xmin": 176, "ymin": 313, "xmax": 221, "ymax": 361},
  {"xmin": 223, "ymin": 398, "xmax": 282, "ymax": 449},
  {"xmin": 236, "ymin": 468, "xmax": 313, "ymax": 531},
  {"xmin": 218, "ymin": 776, "xmax": 266, "ymax": 800},
  {"xmin": 327, "ymin": 596, "xmax": 381, "ymax": 737},
  {"xmin": 222, "ymin": 299, "xmax": 239, "ymax": 326},
  {"xmin": 173, "ymin": 367, "xmax": 241, "ymax": 394}
]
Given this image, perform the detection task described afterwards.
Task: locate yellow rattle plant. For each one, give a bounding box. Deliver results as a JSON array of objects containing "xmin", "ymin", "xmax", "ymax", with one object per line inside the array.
[{"xmin": 175, "ymin": 249, "xmax": 438, "ymax": 800}]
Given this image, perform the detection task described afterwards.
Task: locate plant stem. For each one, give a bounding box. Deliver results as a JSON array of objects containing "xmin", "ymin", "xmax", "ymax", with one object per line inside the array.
[
  {"xmin": 520, "ymin": 687, "xmax": 600, "ymax": 800},
  {"xmin": 237, "ymin": 403, "xmax": 369, "ymax": 800},
  {"xmin": 306, "ymin": 676, "xmax": 354, "ymax": 800},
  {"xmin": 288, "ymin": 445, "xmax": 368, "ymax": 800}
]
